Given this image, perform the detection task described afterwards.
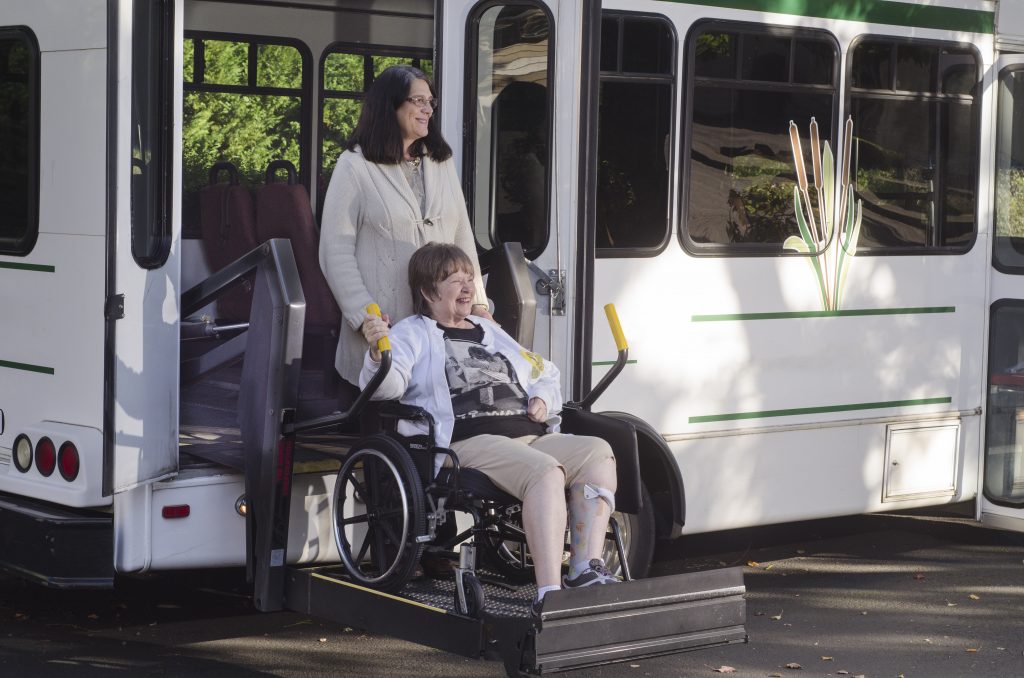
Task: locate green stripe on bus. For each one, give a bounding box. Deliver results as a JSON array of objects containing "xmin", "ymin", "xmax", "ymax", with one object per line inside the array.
[
  {"xmin": 592, "ymin": 359, "xmax": 638, "ymax": 367},
  {"xmin": 689, "ymin": 396, "xmax": 952, "ymax": 424},
  {"xmin": 668, "ymin": 0, "xmax": 994, "ymax": 34},
  {"xmin": 0, "ymin": 261, "xmax": 55, "ymax": 273},
  {"xmin": 692, "ymin": 307, "xmax": 955, "ymax": 322},
  {"xmin": 0, "ymin": 359, "xmax": 55, "ymax": 375}
]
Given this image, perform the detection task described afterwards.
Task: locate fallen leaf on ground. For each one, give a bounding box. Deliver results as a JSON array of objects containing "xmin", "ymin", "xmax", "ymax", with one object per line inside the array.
[
  {"xmin": 784, "ymin": 663, "xmax": 802, "ymax": 669},
  {"xmin": 914, "ymin": 573, "xmax": 925, "ymax": 580},
  {"xmin": 947, "ymin": 602, "xmax": 958, "ymax": 607},
  {"xmin": 820, "ymin": 656, "xmax": 833, "ymax": 661},
  {"xmin": 318, "ymin": 637, "xmax": 327, "ymax": 643},
  {"xmin": 968, "ymin": 594, "xmax": 980, "ymax": 600},
  {"xmin": 966, "ymin": 648, "xmax": 978, "ymax": 653},
  {"xmin": 770, "ymin": 611, "xmax": 783, "ymax": 620},
  {"xmin": 710, "ymin": 666, "xmax": 735, "ymax": 673},
  {"xmin": 747, "ymin": 561, "xmax": 760, "ymax": 568}
]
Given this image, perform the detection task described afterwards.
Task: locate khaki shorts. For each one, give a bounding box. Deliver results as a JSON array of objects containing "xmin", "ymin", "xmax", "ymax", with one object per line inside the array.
[{"xmin": 448, "ymin": 433, "xmax": 615, "ymax": 500}]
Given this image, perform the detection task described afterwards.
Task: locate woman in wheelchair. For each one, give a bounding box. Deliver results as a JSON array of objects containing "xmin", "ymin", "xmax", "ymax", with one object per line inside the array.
[{"xmin": 359, "ymin": 242, "xmax": 620, "ymax": 608}]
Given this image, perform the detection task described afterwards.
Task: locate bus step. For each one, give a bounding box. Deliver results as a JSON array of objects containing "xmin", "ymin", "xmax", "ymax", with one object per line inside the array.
[{"xmin": 502, "ymin": 566, "xmax": 747, "ymax": 674}]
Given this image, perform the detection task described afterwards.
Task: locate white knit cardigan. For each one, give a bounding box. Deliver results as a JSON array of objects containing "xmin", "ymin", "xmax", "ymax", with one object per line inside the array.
[{"xmin": 318, "ymin": 147, "xmax": 488, "ymax": 383}]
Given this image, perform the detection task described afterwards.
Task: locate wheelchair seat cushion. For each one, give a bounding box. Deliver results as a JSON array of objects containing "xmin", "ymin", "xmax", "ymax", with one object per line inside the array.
[{"xmin": 436, "ymin": 467, "xmax": 520, "ymax": 506}]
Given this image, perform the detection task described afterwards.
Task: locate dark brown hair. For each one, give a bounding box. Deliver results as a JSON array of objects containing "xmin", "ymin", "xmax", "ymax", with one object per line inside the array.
[
  {"xmin": 408, "ymin": 242, "xmax": 476, "ymax": 317},
  {"xmin": 344, "ymin": 65, "xmax": 452, "ymax": 164}
]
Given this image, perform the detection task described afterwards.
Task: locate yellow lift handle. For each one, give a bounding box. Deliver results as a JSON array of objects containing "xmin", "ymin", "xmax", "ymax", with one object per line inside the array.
[
  {"xmin": 366, "ymin": 303, "xmax": 392, "ymax": 353},
  {"xmin": 604, "ymin": 303, "xmax": 628, "ymax": 352}
]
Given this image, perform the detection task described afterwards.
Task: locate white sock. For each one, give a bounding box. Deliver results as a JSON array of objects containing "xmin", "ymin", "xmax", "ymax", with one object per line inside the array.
[{"xmin": 535, "ymin": 584, "xmax": 560, "ymax": 602}]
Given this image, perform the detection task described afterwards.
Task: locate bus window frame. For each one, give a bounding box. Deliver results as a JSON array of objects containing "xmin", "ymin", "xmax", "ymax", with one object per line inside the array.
[
  {"xmin": 317, "ymin": 41, "xmax": 432, "ymax": 211},
  {"xmin": 463, "ymin": 0, "xmax": 556, "ymax": 269},
  {"xmin": 182, "ymin": 30, "xmax": 313, "ymax": 210},
  {"xmin": 595, "ymin": 10, "xmax": 678, "ymax": 260},
  {"xmin": 679, "ymin": 19, "xmax": 841, "ymax": 258},
  {"xmin": 844, "ymin": 34, "xmax": 982, "ymax": 257},
  {"xmin": 0, "ymin": 25, "xmax": 40, "ymax": 257},
  {"xmin": 992, "ymin": 63, "xmax": 1024, "ymax": 275},
  {"xmin": 131, "ymin": 0, "xmax": 174, "ymax": 268}
]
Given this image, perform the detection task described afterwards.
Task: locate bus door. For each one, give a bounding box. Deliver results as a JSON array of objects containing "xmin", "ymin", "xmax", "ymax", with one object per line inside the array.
[
  {"xmin": 439, "ymin": 0, "xmax": 597, "ymax": 380},
  {"xmin": 108, "ymin": 0, "xmax": 181, "ymax": 494},
  {"xmin": 983, "ymin": 52, "xmax": 1024, "ymax": 531}
]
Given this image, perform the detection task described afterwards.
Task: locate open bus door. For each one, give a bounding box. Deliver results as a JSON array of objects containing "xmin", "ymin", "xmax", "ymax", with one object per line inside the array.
[
  {"xmin": 109, "ymin": 0, "xmax": 181, "ymax": 524},
  {"xmin": 983, "ymin": 49, "xmax": 1024, "ymax": 531}
]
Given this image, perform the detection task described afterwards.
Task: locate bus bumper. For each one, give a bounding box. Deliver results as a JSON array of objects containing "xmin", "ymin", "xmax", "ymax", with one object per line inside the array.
[{"xmin": 0, "ymin": 491, "xmax": 113, "ymax": 588}]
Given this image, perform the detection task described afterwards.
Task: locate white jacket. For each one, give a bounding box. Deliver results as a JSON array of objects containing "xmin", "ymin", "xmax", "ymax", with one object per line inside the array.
[{"xmin": 359, "ymin": 314, "xmax": 563, "ymax": 476}]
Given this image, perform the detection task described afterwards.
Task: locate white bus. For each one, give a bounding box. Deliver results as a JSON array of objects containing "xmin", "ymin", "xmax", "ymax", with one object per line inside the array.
[{"xmin": 2, "ymin": 0, "xmax": 1024, "ymax": 649}]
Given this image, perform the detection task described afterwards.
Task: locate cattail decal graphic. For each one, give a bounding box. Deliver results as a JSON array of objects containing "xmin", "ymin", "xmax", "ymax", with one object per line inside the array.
[{"xmin": 784, "ymin": 116, "xmax": 862, "ymax": 311}]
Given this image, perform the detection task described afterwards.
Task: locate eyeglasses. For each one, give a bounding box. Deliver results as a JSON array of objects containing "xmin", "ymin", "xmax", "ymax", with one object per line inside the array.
[{"xmin": 406, "ymin": 96, "xmax": 439, "ymax": 110}]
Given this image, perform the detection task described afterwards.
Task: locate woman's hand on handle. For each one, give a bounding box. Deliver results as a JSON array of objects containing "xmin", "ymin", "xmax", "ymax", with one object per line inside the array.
[{"xmin": 361, "ymin": 311, "xmax": 391, "ymax": 363}]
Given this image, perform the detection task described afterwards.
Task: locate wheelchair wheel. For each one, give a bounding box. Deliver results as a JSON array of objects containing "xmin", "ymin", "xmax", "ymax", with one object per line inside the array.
[
  {"xmin": 481, "ymin": 509, "xmax": 535, "ymax": 583},
  {"xmin": 333, "ymin": 434, "xmax": 426, "ymax": 592},
  {"xmin": 602, "ymin": 482, "xmax": 655, "ymax": 579}
]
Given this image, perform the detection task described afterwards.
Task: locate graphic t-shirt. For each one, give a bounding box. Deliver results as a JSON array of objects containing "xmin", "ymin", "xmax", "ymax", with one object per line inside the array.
[{"xmin": 438, "ymin": 321, "xmax": 546, "ymax": 443}]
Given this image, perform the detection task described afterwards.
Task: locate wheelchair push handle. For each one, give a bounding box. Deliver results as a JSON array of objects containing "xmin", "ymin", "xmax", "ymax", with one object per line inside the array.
[
  {"xmin": 365, "ymin": 303, "xmax": 391, "ymax": 354},
  {"xmin": 576, "ymin": 303, "xmax": 629, "ymax": 411}
]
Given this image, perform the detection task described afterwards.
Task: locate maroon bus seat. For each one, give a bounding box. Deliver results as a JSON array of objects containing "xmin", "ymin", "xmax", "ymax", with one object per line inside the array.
[
  {"xmin": 256, "ymin": 160, "xmax": 341, "ymax": 335},
  {"xmin": 198, "ymin": 162, "xmax": 259, "ymax": 322}
]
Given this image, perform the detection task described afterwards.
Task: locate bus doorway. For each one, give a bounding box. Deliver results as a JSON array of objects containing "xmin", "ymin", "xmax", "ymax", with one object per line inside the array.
[{"xmin": 983, "ymin": 52, "xmax": 1024, "ymax": 532}]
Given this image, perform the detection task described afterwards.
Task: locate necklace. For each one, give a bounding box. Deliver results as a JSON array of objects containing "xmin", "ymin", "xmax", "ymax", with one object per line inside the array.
[{"xmin": 406, "ymin": 156, "xmax": 421, "ymax": 169}]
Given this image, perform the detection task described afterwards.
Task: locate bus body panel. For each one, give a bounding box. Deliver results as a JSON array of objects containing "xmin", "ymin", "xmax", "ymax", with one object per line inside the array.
[{"xmin": 0, "ymin": 3, "xmax": 109, "ymax": 507}]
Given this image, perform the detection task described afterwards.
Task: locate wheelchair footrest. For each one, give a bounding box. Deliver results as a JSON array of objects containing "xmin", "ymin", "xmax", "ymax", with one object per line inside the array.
[{"xmin": 492, "ymin": 567, "xmax": 747, "ymax": 674}]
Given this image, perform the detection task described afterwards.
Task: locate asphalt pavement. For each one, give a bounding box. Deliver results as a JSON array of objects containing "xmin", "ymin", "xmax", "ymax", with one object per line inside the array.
[{"xmin": 1, "ymin": 510, "xmax": 1022, "ymax": 678}]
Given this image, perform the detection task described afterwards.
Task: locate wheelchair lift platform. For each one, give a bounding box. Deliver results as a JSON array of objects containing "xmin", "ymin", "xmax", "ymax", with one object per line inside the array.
[{"xmin": 284, "ymin": 563, "xmax": 746, "ymax": 675}]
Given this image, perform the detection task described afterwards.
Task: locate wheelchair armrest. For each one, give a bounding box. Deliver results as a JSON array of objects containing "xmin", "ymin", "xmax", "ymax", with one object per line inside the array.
[{"xmin": 377, "ymin": 401, "xmax": 434, "ymax": 424}]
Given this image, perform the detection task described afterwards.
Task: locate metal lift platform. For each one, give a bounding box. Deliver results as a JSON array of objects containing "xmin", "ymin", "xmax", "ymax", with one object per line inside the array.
[{"xmin": 285, "ymin": 564, "xmax": 747, "ymax": 675}]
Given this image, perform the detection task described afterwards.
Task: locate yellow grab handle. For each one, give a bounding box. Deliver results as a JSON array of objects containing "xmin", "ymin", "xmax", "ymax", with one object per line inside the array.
[
  {"xmin": 366, "ymin": 303, "xmax": 391, "ymax": 352},
  {"xmin": 604, "ymin": 303, "xmax": 628, "ymax": 352}
]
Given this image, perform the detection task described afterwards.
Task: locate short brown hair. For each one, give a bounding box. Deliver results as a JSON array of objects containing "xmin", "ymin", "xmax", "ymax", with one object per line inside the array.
[{"xmin": 408, "ymin": 242, "xmax": 476, "ymax": 317}]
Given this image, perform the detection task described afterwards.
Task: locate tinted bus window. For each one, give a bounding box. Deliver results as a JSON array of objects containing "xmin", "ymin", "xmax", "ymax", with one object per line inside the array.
[
  {"xmin": 849, "ymin": 40, "xmax": 979, "ymax": 250},
  {"xmin": 683, "ymin": 23, "xmax": 838, "ymax": 254},
  {"xmin": 468, "ymin": 3, "xmax": 553, "ymax": 262},
  {"xmin": 597, "ymin": 14, "xmax": 674, "ymax": 256},
  {"xmin": 131, "ymin": 0, "xmax": 173, "ymax": 266},
  {"xmin": 995, "ymin": 67, "xmax": 1024, "ymax": 273},
  {"xmin": 0, "ymin": 28, "xmax": 39, "ymax": 255}
]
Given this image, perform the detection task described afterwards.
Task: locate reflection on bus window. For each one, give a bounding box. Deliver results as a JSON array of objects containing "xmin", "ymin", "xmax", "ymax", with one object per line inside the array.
[
  {"xmin": 985, "ymin": 302, "xmax": 1024, "ymax": 507},
  {"xmin": 319, "ymin": 47, "xmax": 432, "ymax": 205},
  {"xmin": 181, "ymin": 34, "xmax": 309, "ymax": 239},
  {"xmin": 849, "ymin": 40, "xmax": 978, "ymax": 250},
  {"xmin": 994, "ymin": 67, "xmax": 1024, "ymax": 272},
  {"xmin": 596, "ymin": 13, "xmax": 673, "ymax": 255},
  {"xmin": 469, "ymin": 3, "xmax": 552, "ymax": 261},
  {"xmin": 131, "ymin": 0, "xmax": 172, "ymax": 267},
  {"xmin": 0, "ymin": 28, "xmax": 38, "ymax": 255},
  {"xmin": 683, "ymin": 23, "xmax": 837, "ymax": 252}
]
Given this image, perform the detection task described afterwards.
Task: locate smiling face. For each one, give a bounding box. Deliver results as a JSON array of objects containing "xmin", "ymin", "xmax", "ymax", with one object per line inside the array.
[
  {"xmin": 397, "ymin": 78, "xmax": 433, "ymax": 153},
  {"xmin": 424, "ymin": 268, "xmax": 476, "ymax": 326}
]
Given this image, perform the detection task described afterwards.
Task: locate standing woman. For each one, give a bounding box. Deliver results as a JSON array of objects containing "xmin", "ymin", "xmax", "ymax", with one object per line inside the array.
[{"xmin": 319, "ymin": 65, "xmax": 491, "ymax": 390}]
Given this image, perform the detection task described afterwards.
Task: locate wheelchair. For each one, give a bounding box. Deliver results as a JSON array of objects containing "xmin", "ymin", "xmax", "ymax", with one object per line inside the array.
[{"xmin": 323, "ymin": 307, "xmax": 643, "ymax": 616}]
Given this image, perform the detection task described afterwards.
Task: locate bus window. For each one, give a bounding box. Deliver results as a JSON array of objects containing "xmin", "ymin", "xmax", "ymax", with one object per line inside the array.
[
  {"xmin": 849, "ymin": 39, "xmax": 979, "ymax": 251},
  {"xmin": 182, "ymin": 33, "xmax": 310, "ymax": 239},
  {"xmin": 985, "ymin": 301, "xmax": 1024, "ymax": 508},
  {"xmin": 467, "ymin": 3, "xmax": 553, "ymax": 263},
  {"xmin": 994, "ymin": 66, "xmax": 1024, "ymax": 273},
  {"xmin": 131, "ymin": 0, "xmax": 173, "ymax": 267},
  {"xmin": 682, "ymin": 23, "xmax": 838, "ymax": 254},
  {"xmin": 596, "ymin": 13, "xmax": 674, "ymax": 257},
  {"xmin": 0, "ymin": 27, "xmax": 39, "ymax": 256},
  {"xmin": 319, "ymin": 46, "xmax": 432, "ymax": 205}
]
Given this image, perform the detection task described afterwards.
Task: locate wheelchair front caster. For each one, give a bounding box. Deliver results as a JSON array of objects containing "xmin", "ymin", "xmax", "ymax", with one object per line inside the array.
[{"xmin": 455, "ymin": 571, "xmax": 484, "ymax": 616}]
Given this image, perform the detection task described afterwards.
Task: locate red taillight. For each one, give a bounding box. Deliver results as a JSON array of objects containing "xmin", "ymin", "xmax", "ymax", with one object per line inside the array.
[
  {"xmin": 35, "ymin": 437, "xmax": 56, "ymax": 477},
  {"xmin": 58, "ymin": 442, "xmax": 80, "ymax": 481},
  {"xmin": 161, "ymin": 505, "xmax": 191, "ymax": 519}
]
